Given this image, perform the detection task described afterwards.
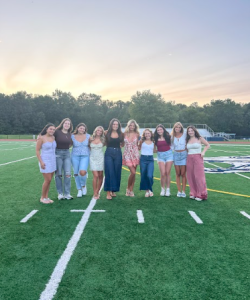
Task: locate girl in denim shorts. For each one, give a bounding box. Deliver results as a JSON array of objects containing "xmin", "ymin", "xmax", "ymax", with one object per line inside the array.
[
  {"xmin": 154, "ymin": 124, "xmax": 173, "ymax": 196},
  {"xmin": 171, "ymin": 122, "xmax": 187, "ymax": 198}
]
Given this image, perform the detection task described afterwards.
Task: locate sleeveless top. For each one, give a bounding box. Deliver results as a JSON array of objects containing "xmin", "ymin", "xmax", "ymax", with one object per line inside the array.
[
  {"xmin": 187, "ymin": 143, "xmax": 202, "ymax": 155},
  {"xmin": 106, "ymin": 137, "xmax": 121, "ymax": 148},
  {"xmin": 90, "ymin": 142, "xmax": 104, "ymax": 171},
  {"xmin": 156, "ymin": 140, "xmax": 170, "ymax": 152},
  {"xmin": 71, "ymin": 134, "xmax": 90, "ymax": 156},
  {"xmin": 141, "ymin": 142, "xmax": 154, "ymax": 155},
  {"xmin": 172, "ymin": 134, "xmax": 186, "ymax": 151},
  {"xmin": 122, "ymin": 136, "xmax": 140, "ymax": 167}
]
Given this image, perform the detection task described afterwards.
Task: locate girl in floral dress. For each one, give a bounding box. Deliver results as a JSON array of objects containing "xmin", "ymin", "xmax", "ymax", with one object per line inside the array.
[{"xmin": 122, "ymin": 120, "xmax": 140, "ymax": 196}]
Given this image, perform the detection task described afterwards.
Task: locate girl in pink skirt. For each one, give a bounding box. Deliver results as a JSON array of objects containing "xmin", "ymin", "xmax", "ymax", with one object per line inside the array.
[
  {"xmin": 186, "ymin": 126, "xmax": 210, "ymax": 201},
  {"xmin": 122, "ymin": 120, "xmax": 140, "ymax": 196}
]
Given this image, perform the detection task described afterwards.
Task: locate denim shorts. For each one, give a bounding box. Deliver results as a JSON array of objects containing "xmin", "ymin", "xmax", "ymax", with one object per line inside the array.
[
  {"xmin": 157, "ymin": 149, "xmax": 173, "ymax": 163},
  {"xmin": 173, "ymin": 150, "xmax": 187, "ymax": 166}
]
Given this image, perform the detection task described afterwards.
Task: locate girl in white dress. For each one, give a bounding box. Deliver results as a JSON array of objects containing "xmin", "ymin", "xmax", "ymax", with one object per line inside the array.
[{"xmin": 89, "ymin": 126, "xmax": 105, "ymax": 199}]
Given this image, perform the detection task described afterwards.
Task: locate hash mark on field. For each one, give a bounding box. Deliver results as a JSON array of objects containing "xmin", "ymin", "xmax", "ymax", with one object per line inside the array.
[
  {"xmin": 188, "ymin": 211, "xmax": 203, "ymax": 224},
  {"xmin": 137, "ymin": 210, "xmax": 145, "ymax": 223},
  {"xmin": 20, "ymin": 210, "xmax": 38, "ymax": 223},
  {"xmin": 39, "ymin": 198, "xmax": 97, "ymax": 300},
  {"xmin": 236, "ymin": 173, "xmax": 250, "ymax": 180},
  {"xmin": 70, "ymin": 209, "xmax": 105, "ymax": 212},
  {"xmin": 240, "ymin": 211, "xmax": 250, "ymax": 220}
]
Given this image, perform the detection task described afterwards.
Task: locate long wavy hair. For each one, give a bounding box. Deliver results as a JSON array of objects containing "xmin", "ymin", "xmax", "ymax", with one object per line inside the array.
[
  {"xmin": 40, "ymin": 123, "xmax": 55, "ymax": 136},
  {"xmin": 105, "ymin": 118, "xmax": 124, "ymax": 143},
  {"xmin": 91, "ymin": 126, "xmax": 105, "ymax": 144},
  {"xmin": 124, "ymin": 119, "xmax": 140, "ymax": 135},
  {"xmin": 73, "ymin": 123, "xmax": 87, "ymax": 135},
  {"xmin": 186, "ymin": 125, "xmax": 201, "ymax": 143},
  {"xmin": 171, "ymin": 122, "xmax": 184, "ymax": 142},
  {"xmin": 56, "ymin": 118, "xmax": 73, "ymax": 133},
  {"xmin": 141, "ymin": 128, "xmax": 154, "ymax": 142},
  {"xmin": 154, "ymin": 124, "xmax": 171, "ymax": 145}
]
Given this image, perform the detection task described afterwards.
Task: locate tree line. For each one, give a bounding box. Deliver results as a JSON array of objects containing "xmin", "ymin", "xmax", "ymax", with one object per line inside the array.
[{"xmin": 0, "ymin": 90, "xmax": 249, "ymax": 137}]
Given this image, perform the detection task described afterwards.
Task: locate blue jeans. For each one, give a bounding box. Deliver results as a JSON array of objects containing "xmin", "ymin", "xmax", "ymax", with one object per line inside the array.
[
  {"xmin": 55, "ymin": 149, "xmax": 71, "ymax": 195},
  {"xmin": 140, "ymin": 155, "xmax": 154, "ymax": 191},
  {"xmin": 104, "ymin": 147, "xmax": 122, "ymax": 192},
  {"xmin": 71, "ymin": 155, "xmax": 89, "ymax": 190}
]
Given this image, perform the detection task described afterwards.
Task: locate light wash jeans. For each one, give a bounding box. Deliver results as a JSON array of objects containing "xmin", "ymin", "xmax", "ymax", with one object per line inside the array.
[
  {"xmin": 55, "ymin": 149, "xmax": 71, "ymax": 195},
  {"xmin": 71, "ymin": 155, "xmax": 89, "ymax": 190}
]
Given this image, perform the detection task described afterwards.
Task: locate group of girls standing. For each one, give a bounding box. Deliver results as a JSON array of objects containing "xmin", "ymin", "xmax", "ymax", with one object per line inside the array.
[{"xmin": 36, "ymin": 118, "xmax": 210, "ymax": 203}]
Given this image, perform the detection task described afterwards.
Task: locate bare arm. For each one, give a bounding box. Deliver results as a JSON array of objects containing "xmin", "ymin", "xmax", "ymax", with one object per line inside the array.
[
  {"xmin": 200, "ymin": 137, "xmax": 210, "ymax": 157},
  {"xmin": 36, "ymin": 138, "xmax": 45, "ymax": 169}
]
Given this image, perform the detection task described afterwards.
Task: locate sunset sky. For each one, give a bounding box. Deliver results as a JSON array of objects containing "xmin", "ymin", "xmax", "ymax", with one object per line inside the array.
[{"xmin": 0, "ymin": 0, "xmax": 250, "ymax": 105}]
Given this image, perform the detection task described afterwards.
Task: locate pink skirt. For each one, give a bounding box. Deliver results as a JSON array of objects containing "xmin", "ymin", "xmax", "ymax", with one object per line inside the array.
[{"xmin": 186, "ymin": 154, "xmax": 207, "ymax": 200}]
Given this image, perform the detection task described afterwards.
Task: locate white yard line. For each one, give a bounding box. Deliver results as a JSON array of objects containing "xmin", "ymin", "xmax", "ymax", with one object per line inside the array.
[
  {"xmin": 0, "ymin": 156, "xmax": 36, "ymax": 166},
  {"xmin": 20, "ymin": 210, "xmax": 38, "ymax": 223},
  {"xmin": 188, "ymin": 211, "xmax": 203, "ymax": 224},
  {"xmin": 240, "ymin": 211, "xmax": 250, "ymax": 220},
  {"xmin": 70, "ymin": 209, "xmax": 105, "ymax": 212},
  {"xmin": 205, "ymin": 161, "xmax": 220, "ymax": 168},
  {"xmin": 236, "ymin": 173, "xmax": 250, "ymax": 180},
  {"xmin": 39, "ymin": 198, "xmax": 97, "ymax": 300},
  {"xmin": 137, "ymin": 210, "xmax": 145, "ymax": 223}
]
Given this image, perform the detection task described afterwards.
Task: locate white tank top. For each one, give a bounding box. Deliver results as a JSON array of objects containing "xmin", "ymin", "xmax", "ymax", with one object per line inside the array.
[
  {"xmin": 141, "ymin": 142, "xmax": 154, "ymax": 155},
  {"xmin": 187, "ymin": 142, "xmax": 202, "ymax": 155},
  {"xmin": 172, "ymin": 134, "xmax": 186, "ymax": 151}
]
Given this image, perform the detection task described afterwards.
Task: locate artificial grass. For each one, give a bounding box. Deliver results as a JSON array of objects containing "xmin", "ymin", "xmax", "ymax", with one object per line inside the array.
[{"xmin": 0, "ymin": 142, "xmax": 250, "ymax": 299}]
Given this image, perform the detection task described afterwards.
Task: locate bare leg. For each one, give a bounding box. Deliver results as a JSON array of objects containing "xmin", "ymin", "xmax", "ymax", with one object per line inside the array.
[
  {"xmin": 92, "ymin": 171, "xmax": 99, "ymax": 198},
  {"xmin": 180, "ymin": 165, "xmax": 187, "ymax": 192},
  {"xmin": 127, "ymin": 166, "xmax": 137, "ymax": 192},
  {"xmin": 165, "ymin": 161, "xmax": 173, "ymax": 188},
  {"xmin": 97, "ymin": 171, "xmax": 103, "ymax": 195},
  {"xmin": 158, "ymin": 162, "xmax": 166, "ymax": 188},
  {"xmin": 175, "ymin": 165, "xmax": 182, "ymax": 192}
]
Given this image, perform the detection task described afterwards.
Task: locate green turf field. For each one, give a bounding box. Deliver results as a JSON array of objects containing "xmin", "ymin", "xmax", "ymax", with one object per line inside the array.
[{"xmin": 0, "ymin": 142, "xmax": 250, "ymax": 300}]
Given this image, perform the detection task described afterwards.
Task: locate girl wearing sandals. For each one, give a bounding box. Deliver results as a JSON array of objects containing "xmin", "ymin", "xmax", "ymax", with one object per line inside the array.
[
  {"xmin": 71, "ymin": 123, "xmax": 90, "ymax": 198},
  {"xmin": 186, "ymin": 125, "xmax": 210, "ymax": 201},
  {"xmin": 122, "ymin": 119, "xmax": 140, "ymax": 197},
  {"xmin": 104, "ymin": 118, "xmax": 124, "ymax": 200},
  {"xmin": 138, "ymin": 129, "xmax": 155, "ymax": 197},
  {"xmin": 154, "ymin": 124, "xmax": 173, "ymax": 196},
  {"xmin": 89, "ymin": 126, "xmax": 105, "ymax": 199},
  {"xmin": 36, "ymin": 123, "xmax": 57, "ymax": 204},
  {"xmin": 171, "ymin": 122, "xmax": 187, "ymax": 198}
]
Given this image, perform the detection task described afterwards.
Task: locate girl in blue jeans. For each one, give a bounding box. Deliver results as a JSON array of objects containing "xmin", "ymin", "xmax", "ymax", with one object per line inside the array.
[
  {"xmin": 139, "ymin": 129, "xmax": 155, "ymax": 197},
  {"xmin": 71, "ymin": 123, "xmax": 90, "ymax": 198},
  {"xmin": 54, "ymin": 118, "xmax": 73, "ymax": 200}
]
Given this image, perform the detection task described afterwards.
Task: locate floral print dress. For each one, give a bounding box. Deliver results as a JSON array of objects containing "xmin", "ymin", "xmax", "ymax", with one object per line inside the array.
[{"xmin": 122, "ymin": 136, "xmax": 140, "ymax": 167}]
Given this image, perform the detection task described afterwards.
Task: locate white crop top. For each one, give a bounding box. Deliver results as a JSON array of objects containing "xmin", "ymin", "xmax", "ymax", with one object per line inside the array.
[
  {"xmin": 141, "ymin": 142, "xmax": 154, "ymax": 155},
  {"xmin": 187, "ymin": 142, "xmax": 202, "ymax": 155},
  {"xmin": 172, "ymin": 134, "xmax": 186, "ymax": 151}
]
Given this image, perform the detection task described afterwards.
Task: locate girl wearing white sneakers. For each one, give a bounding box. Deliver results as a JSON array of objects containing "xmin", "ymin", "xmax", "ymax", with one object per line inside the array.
[
  {"xmin": 154, "ymin": 125, "xmax": 173, "ymax": 197},
  {"xmin": 71, "ymin": 123, "xmax": 90, "ymax": 198},
  {"xmin": 171, "ymin": 122, "xmax": 187, "ymax": 198}
]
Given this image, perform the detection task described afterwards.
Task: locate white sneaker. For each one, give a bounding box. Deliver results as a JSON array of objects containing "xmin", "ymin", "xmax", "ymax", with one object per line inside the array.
[
  {"xmin": 165, "ymin": 188, "xmax": 171, "ymax": 197},
  {"xmin": 181, "ymin": 192, "xmax": 186, "ymax": 198},
  {"xmin": 58, "ymin": 194, "xmax": 64, "ymax": 200},
  {"xmin": 190, "ymin": 196, "xmax": 195, "ymax": 199},
  {"xmin": 82, "ymin": 186, "xmax": 87, "ymax": 195},
  {"xmin": 77, "ymin": 190, "xmax": 83, "ymax": 198},
  {"xmin": 177, "ymin": 191, "xmax": 182, "ymax": 197},
  {"xmin": 195, "ymin": 197, "xmax": 203, "ymax": 201},
  {"xmin": 65, "ymin": 194, "xmax": 73, "ymax": 200},
  {"xmin": 160, "ymin": 187, "xmax": 165, "ymax": 196}
]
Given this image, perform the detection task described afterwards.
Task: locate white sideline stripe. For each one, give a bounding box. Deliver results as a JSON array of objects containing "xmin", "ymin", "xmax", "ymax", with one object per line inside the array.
[
  {"xmin": 188, "ymin": 211, "xmax": 203, "ymax": 224},
  {"xmin": 39, "ymin": 198, "xmax": 97, "ymax": 300},
  {"xmin": 236, "ymin": 173, "xmax": 250, "ymax": 180},
  {"xmin": 70, "ymin": 209, "xmax": 105, "ymax": 212},
  {"xmin": 137, "ymin": 210, "xmax": 145, "ymax": 223},
  {"xmin": 205, "ymin": 161, "xmax": 220, "ymax": 168},
  {"xmin": 20, "ymin": 210, "xmax": 38, "ymax": 223},
  {"xmin": 240, "ymin": 211, "xmax": 250, "ymax": 219},
  {"xmin": 0, "ymin": 156, "xmax": 36, "ymax": 166}
]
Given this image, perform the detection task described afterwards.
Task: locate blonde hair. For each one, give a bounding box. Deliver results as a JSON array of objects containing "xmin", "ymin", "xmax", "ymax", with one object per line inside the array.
[
  {"xmin": 141, "ymin": 128, "xmax": 154, "ymax": 142},
  {"xmin": 124, "ymin": 119, "xmax": 140, "ymax": 135},
  {"xmin": 91, "ymin": 126, "xmax": 105, "ymax": 144},
  {"xmin": 171, "ymin": 122, "xmax": 184, "ymax": 142}
]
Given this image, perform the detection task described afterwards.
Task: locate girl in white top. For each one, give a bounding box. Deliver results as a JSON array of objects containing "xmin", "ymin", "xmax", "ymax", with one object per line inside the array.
[
  {"xmin": 89, "ymin": 126, "xmax": 105, "ymax": 200},
  {"xmin": 186, "ymin": 125, "xmax": 210, "ymax": 201},
  {"xmin": 138, "ymin": 129, "xmax": 155, "ymax": 197},
  {"xmin": 171, "ymin": 122, "xmax": 187, "ymax": 198}
]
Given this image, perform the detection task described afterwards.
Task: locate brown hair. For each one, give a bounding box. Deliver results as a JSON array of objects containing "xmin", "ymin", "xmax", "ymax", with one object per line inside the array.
[
  {"xmin": 186, "ymin": 125, "xmax": 201, "ymax": 143},
  {"xmin": 56, "ymin": 118, "xmax": 73, "ymax": 133},
  {"xmin": 73, "ymin": 123, "xmax": 87, "ymax": 135}
]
